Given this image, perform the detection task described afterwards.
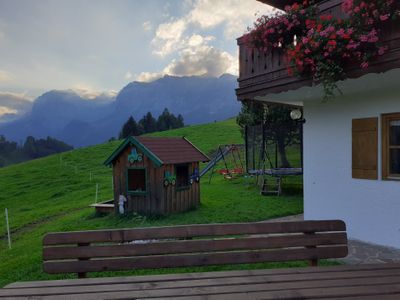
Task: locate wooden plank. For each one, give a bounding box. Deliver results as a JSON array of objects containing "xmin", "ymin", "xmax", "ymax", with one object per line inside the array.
[
  {"xmin": 43, "ymin": 246, "xmax": 348, "ymax": 274},
  {"xmin": 4, "ymin": 269, "xmax": 400, "ymax": 296},
  {"xmin": 43, "ymin": 233, "xmax": 347, "ymax": 260},
  {"xmin": 8, "ymin": 263, "xmax": 400, "ymax": 289},
  {"xmin": 43, "ymin": 220, "xmax": 346, "ymax": 245},
  {"xmin": 4, "ymin": 273, "xmax": 400, "ymax": 298}
]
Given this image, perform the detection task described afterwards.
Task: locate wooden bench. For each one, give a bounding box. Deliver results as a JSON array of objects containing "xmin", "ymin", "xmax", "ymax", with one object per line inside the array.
[{"xmin": 42, "ymin": 220, "xmax": 348, "ymax": 278}]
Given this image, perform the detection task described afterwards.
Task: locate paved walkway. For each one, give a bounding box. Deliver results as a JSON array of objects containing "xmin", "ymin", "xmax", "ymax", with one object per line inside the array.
[{"xmin": 265, "ymin": 214, "xmax": 400, "ymax": 264}]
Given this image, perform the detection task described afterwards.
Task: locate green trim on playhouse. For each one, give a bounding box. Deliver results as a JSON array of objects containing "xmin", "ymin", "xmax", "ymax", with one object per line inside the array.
[{"xmin": 104, "ymin": 136, "xmax": 163, "ymax": 167}]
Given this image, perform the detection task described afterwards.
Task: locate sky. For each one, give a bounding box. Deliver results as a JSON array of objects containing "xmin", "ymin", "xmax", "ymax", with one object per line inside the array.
[{"xmin": 0, "ymin": 0, "xmax": 273, "ymax": 113}]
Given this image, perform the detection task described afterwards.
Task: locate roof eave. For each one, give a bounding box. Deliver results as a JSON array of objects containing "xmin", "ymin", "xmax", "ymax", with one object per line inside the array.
[
  {"xmin": 103, "ymin": 136, "xmax": 163, "ymax": 168},
  {"xmin": 182, "ymin": 136, "xmax": 210, "ymax": 162}
]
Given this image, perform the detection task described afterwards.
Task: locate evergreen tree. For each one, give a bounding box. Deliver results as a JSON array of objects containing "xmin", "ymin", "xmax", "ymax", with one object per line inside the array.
[
  {"xmin": 119, "ymin": 116, "xmax": 142, "ymax": 139},
  {"xmin": 156, "ymin": 108, "xmax": 185, "ymax": 131},
  {"xmin": 156, "ymin": 108, "xmax": 170, "ymax": 131},
  {"xmin": 139, "ymin": 112, "xmax": 157, "ymax": 133}
]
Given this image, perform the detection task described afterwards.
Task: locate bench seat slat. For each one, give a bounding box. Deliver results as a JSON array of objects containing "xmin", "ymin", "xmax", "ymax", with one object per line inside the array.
[
  {"xmin": 43, "ymin": 220, "xmax": 346, "ymax": 245},
  {"xmin": 43, "ymin": 233, "xmax": 347, "ymax": 260},
  {"xmin": 43, "ymin": 246, "xmax": 348, "ymax": 274}
]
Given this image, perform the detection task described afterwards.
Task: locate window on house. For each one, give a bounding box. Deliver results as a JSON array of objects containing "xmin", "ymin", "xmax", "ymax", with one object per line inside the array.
[
  {"xmin": 127, "ymin": 168, "xmax": 146, "ymax": 193},
  {"xmin": 382, "ymin": 113, "xmax": 400, "ymax": 179},
  {"xmin": 176, "ymin": 164, "xmax": 190, "ymax": 189}
]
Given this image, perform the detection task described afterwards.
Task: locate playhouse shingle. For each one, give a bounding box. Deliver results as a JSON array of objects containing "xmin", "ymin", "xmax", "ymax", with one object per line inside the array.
[{"xmin": 136, "ymin": 136, "xmax": 209, "ymax": 164}]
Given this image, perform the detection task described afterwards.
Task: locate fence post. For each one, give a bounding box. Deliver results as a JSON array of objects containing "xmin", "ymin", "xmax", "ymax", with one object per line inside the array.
[
  {"xmin": 5, "ymin": 208, "xmax": 11, "ymax": 250},
  {"xmin": 95, "ymin": 183, "xmax": 99, "ymax": 203}
]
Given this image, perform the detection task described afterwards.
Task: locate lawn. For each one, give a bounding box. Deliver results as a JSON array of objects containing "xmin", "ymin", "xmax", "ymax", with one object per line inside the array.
[{"xmin": 0, "ymin": 118, "xmax": 304, "ymax": 287}]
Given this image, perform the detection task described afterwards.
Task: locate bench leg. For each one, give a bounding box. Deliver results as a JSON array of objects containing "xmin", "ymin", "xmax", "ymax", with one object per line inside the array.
[{"xmin": 77, "ymin": 243, "xmax": 90, "ymax": 279}]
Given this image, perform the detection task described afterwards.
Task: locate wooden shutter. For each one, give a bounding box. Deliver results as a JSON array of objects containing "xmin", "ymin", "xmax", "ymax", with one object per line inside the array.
[{"xmin": 352, "ymin": 118, "xmax": 378, "ymax": 180}]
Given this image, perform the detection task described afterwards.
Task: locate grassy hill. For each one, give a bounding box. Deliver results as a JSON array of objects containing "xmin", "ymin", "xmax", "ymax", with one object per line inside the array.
[{"xmin": 0, "ymin": 118, "xmax": 303, "ymax": 287}]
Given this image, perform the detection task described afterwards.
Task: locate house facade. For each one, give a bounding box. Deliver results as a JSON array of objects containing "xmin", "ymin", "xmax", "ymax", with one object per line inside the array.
[{"xmin": 237, "ymin": 0, "xmax": 400, "ymax": 248}]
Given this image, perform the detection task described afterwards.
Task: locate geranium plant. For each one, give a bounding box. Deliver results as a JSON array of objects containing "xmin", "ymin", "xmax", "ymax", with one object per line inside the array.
[{"xmin": 245, "ymin": 0, "xmax": 399, "ymax": 100}]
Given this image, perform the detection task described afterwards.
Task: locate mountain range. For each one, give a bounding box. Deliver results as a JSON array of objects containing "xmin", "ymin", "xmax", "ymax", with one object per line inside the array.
[{"xmin": 0, "ymin": 74, "xmax": 240, "ymax": 147}]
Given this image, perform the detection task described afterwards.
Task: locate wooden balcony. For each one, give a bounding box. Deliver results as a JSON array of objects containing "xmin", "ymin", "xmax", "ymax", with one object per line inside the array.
[{"xmin": 236, "ymin": 0, "xmax": 400, "ymax": 101}]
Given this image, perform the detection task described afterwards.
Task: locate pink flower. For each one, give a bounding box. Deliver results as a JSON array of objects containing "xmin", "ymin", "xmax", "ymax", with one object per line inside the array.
[
  {"xmin": 378, "ymin": 46, "xmax": 388, "ymax": 55},
  {"xmin": 336, "ymin": 28, "xmax": 345, "ymax": 36},
  {"xmin": 380, "ymin": 14, "xmax": 390, "ymax": 21},
  {"xmin": 361, "ymin": 61, "xmax": 369, "ymax": 69}
]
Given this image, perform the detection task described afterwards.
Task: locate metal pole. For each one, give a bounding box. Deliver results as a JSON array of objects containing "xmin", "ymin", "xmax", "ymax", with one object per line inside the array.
[{"xmin": 5, "ymin": 208, "xmax": 11, "ymax": 250}]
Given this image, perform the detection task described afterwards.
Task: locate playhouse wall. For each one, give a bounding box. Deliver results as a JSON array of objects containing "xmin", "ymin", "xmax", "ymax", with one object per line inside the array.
[
  {"xmin": 112, "ymin": 146, "xmax": 200, "ymax": 215},
  {"xmin": 162, "ymin": 162, "xmax": 200, "ymax": 215},
  {"xmin": 113, "ymin": 146, "xmax": 164, "ymax": 215},
  {"xmin": 303, "ymin": 88, "xmax": 400, "ymax": 248}
]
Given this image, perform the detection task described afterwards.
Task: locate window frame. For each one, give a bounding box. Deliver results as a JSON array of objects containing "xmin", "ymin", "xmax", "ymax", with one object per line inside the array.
[
  {"xmin": 382, "ymin": 112, "xmax": 400, "ymax": 180},
  {"xmin": 175, "ymin": 164, "xmax": 191, "ymax": 191},
  {"xmin": 126, "ymin": 167, "xmax": 148, "ymax": 196}
]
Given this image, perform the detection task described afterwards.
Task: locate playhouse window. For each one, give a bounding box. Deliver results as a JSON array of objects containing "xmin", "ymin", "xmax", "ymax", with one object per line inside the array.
[
  {"xmin": 382, "ymin": 113, "xmax": 400, "ymax": 180},
  {"xmin": 127, "ymin": 168, "xmax": 147, "ymax": 194},
  {"xmin": 176, "ymin": 164, "xmax": 190, "ymax": 189}
]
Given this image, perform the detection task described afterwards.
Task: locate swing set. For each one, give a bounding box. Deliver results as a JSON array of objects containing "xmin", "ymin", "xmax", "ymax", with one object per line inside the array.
[
  {"xmin": 245, "ymin": 123, "xmax": 303, "ymax": 196},
  {"xmin": 200, "ymin": 144, "xmax": 245, "ymax": 183}
]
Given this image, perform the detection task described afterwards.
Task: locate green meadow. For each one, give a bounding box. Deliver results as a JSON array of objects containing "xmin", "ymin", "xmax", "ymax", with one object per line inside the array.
[{"xmin": 0, "ymin": 118, "xmax": 304, "ymax": 287}]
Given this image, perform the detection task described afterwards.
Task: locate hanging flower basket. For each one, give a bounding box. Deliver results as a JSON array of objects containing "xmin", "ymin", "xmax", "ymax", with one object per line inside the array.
[{"xmin": 244, "ymin": 0, "xmax": 399, "ymax": 100}]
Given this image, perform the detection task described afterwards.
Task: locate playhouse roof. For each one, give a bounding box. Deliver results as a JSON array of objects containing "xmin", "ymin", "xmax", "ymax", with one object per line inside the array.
[{"xmin": 104, "ymin": 136, "xmax": 210, "ymax": 167}]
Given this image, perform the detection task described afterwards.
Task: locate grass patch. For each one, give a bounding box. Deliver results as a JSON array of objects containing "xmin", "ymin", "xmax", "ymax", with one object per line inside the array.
[{"xmin": 0, "ymin": 118, "xmax": 305, "ymax": 287}]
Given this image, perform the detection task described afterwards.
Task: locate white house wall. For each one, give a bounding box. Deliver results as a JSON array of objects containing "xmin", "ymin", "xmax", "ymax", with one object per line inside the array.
[{"xmin": 303, "ymin": 86, "xmax": 400, "ymax": 248}]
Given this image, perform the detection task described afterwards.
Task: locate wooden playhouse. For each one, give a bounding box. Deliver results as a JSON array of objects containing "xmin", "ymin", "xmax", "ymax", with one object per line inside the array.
[{"xmin": 104, "ymin": 136, "xmax": 209, "ymax": 215}]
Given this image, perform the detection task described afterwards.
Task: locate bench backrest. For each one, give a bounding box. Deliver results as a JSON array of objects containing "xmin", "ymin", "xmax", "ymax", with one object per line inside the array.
[{"xmin": 43, "ymin": 220, "xmax": 348, "ymax": 278}]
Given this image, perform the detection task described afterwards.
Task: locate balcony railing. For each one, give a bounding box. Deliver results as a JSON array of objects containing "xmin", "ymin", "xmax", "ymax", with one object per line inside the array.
[{"xmin": 236, "ymin": 0, "xmax": 400, "ymax": 101}]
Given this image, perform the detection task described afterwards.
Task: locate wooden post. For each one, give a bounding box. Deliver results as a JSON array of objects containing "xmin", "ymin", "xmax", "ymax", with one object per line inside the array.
[
  {"xmin": 77, "ymin": 243, "xmax": 90, "ymax": 278},
  {"xmin": 95, "ymin": 183, "xmax": 99, "ymax": 203},
  {"xmin": 5, "ymin": 208, "xmax": 11, "ymax": 250}
]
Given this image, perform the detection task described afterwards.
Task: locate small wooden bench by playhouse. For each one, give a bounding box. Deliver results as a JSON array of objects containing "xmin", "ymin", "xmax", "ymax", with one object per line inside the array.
[{"xmin": 42, "ymin": 220, "xmax": 348, "ymax": 279}]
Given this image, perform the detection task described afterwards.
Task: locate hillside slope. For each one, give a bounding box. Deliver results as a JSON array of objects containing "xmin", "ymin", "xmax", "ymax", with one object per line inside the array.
[{"xmin": 0, "ymin": 118, "xmax": 302, "ymax": 287}]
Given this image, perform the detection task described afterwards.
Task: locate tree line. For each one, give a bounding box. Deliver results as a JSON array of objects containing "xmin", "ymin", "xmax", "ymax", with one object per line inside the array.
[
  {"xmin": 0, "ymin": 135, "xmax": 73, "ymax": 167},
  {"xmin": 119, "ymin": 108, "xmax": 184, "ymax": 139}
]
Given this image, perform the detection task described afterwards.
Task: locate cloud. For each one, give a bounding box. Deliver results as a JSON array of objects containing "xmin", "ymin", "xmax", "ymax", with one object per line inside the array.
[
  {"xmin": 142, "ymin": 21, "xmax": 152, "ymax": 32},
  {"xmin": 188, "ymin": 0, "xmax": 273, "ymax": 39},
  {"xmin": 137, "ymin": 34, "xmax": 237, "ymax": 82},
  {"xmin": 152, "ymin": 19, "xmax": 188, "ymax": 57},
  {"xmin": 0, "ymin": 70, "xmax": 12, "ymax": 82},
  {"xmin": 0, "ymin": 106, "xmax": 17, "ymax": 115},
  {"xmin": 151, "ymin": 0, "xmax": 273, "ymax": 57},
  {"xmin": 125, "ymin": 71, "xmax": 133, "ymax": 80},
  {"xmin": 0, "ymin": 92, "xmax": 33, "ymax": 122},
  {"xmin": 142, "ymin": 0, "xmax": 272, "ymax": 81},
  {"xmin": 71, "ymin": 84, "xmax": 117, "ymax": 100}
]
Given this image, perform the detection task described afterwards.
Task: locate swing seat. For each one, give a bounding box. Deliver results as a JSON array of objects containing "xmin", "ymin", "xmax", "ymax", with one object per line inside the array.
[
  {"xmin": 231, "ymin": 167, "xmax": 244, "ymax": 174},
  {"xmin": 218, "ymin": 169, "xmax": 229, "ymax": 175}
]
